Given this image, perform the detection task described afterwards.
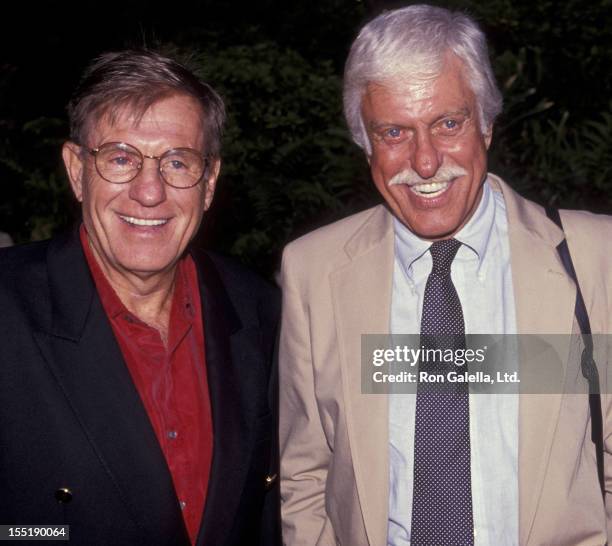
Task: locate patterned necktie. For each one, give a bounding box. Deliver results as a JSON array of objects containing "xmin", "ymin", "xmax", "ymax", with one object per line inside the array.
[{"xmin": 410, "ymin": 238, "xmax": 474, "ymax": 546}]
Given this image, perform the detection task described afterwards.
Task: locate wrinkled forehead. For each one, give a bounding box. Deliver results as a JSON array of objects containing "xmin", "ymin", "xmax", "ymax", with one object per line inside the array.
[
  {"xmin": 369, "ymin": 74, "xmax": 439, "ymax": 104},
  {"xmin": 366, "ymin": 54, "xmax": 473, "ymax": 106},
  {"xmin": 82, "ymin": 93, "xmax": 205, "ymax": 145}
]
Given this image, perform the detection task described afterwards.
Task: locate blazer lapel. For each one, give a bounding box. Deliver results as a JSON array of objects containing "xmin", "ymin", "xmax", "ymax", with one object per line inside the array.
[
  {"xmin": 194, "ymin": 251, "xmax": 251, "ymax": 546},
  {"xmin": 494, "ymin": 176, "xmax": 577, "ymax": 545},
  {"xmin": 33, "ymin": 231, "xmax": 187, "ymax": 542},
  {"xmin": 329, "ymin": 206, "xmax": 394, "ymax": 546},
  {"xmin": 327, "ymin": 180, "xmax": 578, "ymax": 545}
]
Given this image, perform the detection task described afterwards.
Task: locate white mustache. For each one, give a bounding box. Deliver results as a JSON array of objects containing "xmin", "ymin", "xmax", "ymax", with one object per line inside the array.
[{"xmin": 388, "ymin": 165, "xmax": 467, "ymax": 187}]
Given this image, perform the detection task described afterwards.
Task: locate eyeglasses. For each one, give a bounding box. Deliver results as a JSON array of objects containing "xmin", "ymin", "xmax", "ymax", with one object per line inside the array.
[{"xmin": 85, "ymin": 142, "xmax": 209, "ymax": 189}]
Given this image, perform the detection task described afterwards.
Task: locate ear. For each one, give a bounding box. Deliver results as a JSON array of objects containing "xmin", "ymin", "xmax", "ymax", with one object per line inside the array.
[
  {"xmin": 483, "ymin": 124, "xmax": 493, "ymax": 149},
  {"xmin": 203, "ymin": 158, "xmax": 221, "ymax": 211},
  {"xmin": 62, "ymin": 141, "xmax": 86, "ymax": 202}
]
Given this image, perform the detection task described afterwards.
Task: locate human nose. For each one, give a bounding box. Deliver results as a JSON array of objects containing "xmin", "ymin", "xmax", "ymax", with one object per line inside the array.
[
  {"xmin": 411, "ymin": 130, "xmax": 441, "ymax": 179},
  {"xmin": 128, "ymin": 157, "xmax": 166, "ymax": 206}
]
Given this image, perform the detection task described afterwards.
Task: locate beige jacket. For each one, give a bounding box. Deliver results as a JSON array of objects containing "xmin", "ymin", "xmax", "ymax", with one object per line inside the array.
[{"xmin": 279, "ymin": 174, "xmax": 612, "ymax": 545}]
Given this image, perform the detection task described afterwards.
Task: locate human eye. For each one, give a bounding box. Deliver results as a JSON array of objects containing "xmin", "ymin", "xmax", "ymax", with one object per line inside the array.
[
  {"xmin": 110, "ymin": 153, "xmax": 132, "ymax": 166},
  {"xmin": 165, "ymin": 149, "xmax": 202, "ymax": 171},
  {"xmin": 162, "ymin": 153, "xmax": 193, "ymax": 172},
  {"xmin": 379, "ymin": 126, "xmax": 406, "ymax": 144},
  {"xmin": 435, "ymin": 116, "xmax": 465, "ymax": 136},
  {"xmin": 103, "ymin": 149, "xmax": 137, "ymax": 170},
  {"xmin": 169, "ymin": 159, "xmax": 187, "ymax": 170}
]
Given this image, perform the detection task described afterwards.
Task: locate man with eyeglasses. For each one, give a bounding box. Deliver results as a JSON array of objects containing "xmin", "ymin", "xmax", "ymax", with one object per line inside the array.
[{"xmin": 0, "ymin": 50, "xmax": 280, "ymax": 546}]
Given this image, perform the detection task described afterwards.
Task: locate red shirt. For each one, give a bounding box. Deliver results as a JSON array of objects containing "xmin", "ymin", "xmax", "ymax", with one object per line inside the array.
[{"xmin": 80, "ymin": 226, "xmax": 213, "ymax": 545}]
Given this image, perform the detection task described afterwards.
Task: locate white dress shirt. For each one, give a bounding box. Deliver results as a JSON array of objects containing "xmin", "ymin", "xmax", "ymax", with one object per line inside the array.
[{"xmin": 388, "ymin": 180, "xmax": 519, "ymax": 545}]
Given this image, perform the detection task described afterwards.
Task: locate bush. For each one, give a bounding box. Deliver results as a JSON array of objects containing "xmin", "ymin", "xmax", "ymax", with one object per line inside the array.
[
  {"xmin": 189, "ymin": 42, "xmax": 375, "ymax": 274},
  {"xmin": 1, "ymin": 0, "xmax": 610, "ymax": 277}
]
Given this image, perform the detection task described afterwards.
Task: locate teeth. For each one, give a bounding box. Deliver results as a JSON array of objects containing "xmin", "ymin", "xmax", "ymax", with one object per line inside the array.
[
  {"xmin": 410, "ymin": 181, "xmax": 450, "ymax": 197},
  {"xmin": 119, "ymin": 215, "xmax": 168, "ymax": 226}
]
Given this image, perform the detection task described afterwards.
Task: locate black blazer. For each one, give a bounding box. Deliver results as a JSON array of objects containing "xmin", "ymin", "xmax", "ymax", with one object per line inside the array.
[{"xmin": 0, "ymin": 229, "xmax": 280, "ymax": 546}]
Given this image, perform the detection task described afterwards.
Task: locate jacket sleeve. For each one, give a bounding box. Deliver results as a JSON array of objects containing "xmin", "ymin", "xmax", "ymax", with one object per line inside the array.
[
  {"xmin": 278, "ymin": 245, "xmax": 336, "ymax": 545},
  {"xmin": 602, "ymin": 333, "xmax": 612, "ymax": 539},
  {"xmin": 561, "ymin": 210, "xmax": 612, "ymax": 541}
]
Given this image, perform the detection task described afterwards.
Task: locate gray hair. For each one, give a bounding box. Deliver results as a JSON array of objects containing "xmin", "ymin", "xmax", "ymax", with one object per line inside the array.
[
  {"xmin": 343, "ymin": 4, "xmax": 502, "ymax": 153},
  {"xmin": 67, "ymin": 49, "xmax": 226, "ymax": 159}
]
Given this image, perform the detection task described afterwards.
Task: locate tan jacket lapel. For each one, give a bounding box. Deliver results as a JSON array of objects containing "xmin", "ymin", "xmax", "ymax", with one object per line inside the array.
[
  {"xmin": 329, "ymin": 205, "xmax": 394, "ymax": 546},
  {"xmin": 328, "ymin": 178, "xmax": 579, "ymax": 545},
  {"xmin": 493, "ymin": 175, "xmax": 577, "ymax": 544}
]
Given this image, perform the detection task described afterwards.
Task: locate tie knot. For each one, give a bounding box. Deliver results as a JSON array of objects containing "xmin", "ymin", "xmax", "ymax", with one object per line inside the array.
[{"xmin": 429, "ymin": 238, "xmax": 461, "ymax": 274}]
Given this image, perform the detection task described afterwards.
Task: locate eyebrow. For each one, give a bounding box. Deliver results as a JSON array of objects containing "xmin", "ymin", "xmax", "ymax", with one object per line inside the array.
[
  {"xmin": 368, "ymin": 120, "xmax": 393, "ymax": 131},
  {"xmin": 368, "ymin": 108, "xmax": 472, "ymax": 131},
  {"xmin": 433, "ymin": 108, "xmax": 471, "ymax": 123}
]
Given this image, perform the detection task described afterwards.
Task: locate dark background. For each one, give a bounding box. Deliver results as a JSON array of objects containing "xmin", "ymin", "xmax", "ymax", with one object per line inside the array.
[{"xmin": 1, "ymin": 0, "xmax": 611, "ymax": 277}]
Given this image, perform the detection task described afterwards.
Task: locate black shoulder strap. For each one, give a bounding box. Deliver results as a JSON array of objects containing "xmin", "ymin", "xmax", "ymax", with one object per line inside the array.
[{"xmin": 545, "ymin": 206, "xmax": 605, "ymax": 499}]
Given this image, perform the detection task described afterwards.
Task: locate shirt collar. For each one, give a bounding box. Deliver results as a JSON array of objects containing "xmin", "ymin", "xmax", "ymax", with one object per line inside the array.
[
  {"xmin": 79, "ymin": 224, "xmax": 197, "ymax": 348},
  {"xmin": 393, "ymin": 180, "xmax": 497, "ymax": 278},
  {"xmin": 80, "ymin": 224, "xmax": 127, "ymax": 320},
  {"xmin": 454, "ymin": 179, "xmax": 496, "ymax": 276}
]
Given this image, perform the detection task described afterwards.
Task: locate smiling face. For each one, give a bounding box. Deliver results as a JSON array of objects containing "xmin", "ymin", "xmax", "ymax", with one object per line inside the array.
[
  {"xmin": 62, "ymin": 93, "xmax": 220, "ymax": 284},
  {"xmin": 361, "ymin": 55, "xmax": 491, "ymax": 240}
]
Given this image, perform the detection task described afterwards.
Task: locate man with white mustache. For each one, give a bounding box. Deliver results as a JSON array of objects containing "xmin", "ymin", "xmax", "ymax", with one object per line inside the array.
[
  {"xmin": 388, "ymin": 164, "xmax": 468, "ymax": 194},
  {"xmin": 0, "ymin": 50, "xmax": 280, "ymax": 546},
  {"xmin": 279, "ymin": 4, "xmax": 612, "ymax": 545}
]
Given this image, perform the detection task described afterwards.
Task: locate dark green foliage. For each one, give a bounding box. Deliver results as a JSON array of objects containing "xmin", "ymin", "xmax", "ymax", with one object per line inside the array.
[
  {"xmin": 0, "ymin": 0, "xmax": 610, "ymax": 277},
  {"xmin": 479, "ymin": 0, "xmax": 612, "ymax": 212},
  {"xmin": 0, "ymin": 116, "xmax": 75, "ymax": 242},
  {"xmin": 189, "ymin": 42, "xmax": 375, "ymax": 273}
]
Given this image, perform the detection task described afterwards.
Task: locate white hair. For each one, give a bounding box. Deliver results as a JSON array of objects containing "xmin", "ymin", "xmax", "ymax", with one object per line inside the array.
[{"xmin": 343, "ymin": 4, "xmax": 503, "ymax": 154}]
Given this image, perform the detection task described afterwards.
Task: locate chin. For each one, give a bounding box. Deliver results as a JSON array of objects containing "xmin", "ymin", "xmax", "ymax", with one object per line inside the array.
[
  {"xmin": 116, "ymin": 255, "xmax": 175, "ymax": 275},
  {"xmin": 415, "ymin": 228, "xmax": 457, "ymax": 241},
  {"xmin": 404, "ymin": 216, "xmax": 463, "ymax": 241}
]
